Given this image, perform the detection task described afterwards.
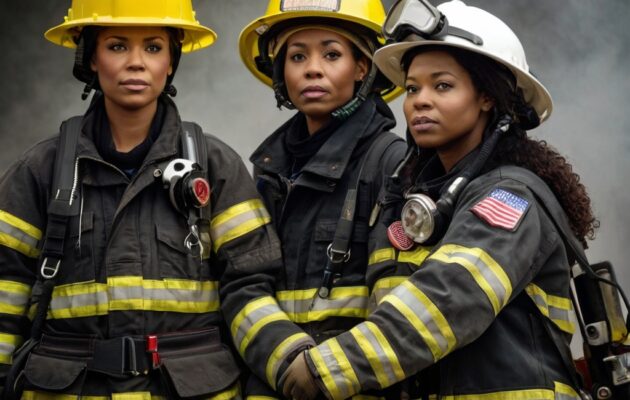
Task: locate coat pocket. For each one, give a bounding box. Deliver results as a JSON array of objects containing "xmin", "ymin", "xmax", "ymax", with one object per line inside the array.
[
  {"xmin": 23, "ymin": 352, "xmax": 87, "ymax": 392},
  {"xmin": 155, "ymin": 222, "xmax": 211, "ymax": 280},
  {"xmin": 160, "ymin": 344, "xmax": 240, "ymax": 398}
]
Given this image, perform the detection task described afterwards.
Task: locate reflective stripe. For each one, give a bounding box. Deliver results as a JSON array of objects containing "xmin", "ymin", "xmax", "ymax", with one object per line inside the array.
[
  {"xmin": 429, "ymin": 244, "xmax": 512, "ymax": 315},
  {"xmin": 441, "ymin": 388, "xmax": 555, "ymax": 400},
  {"xmin": 0, "ymin": 280, "xmax": 31, "ymax": 316},
  {"xmin": 276, "ymin": 287, "xmax": 368, "ymax": 323},
  {"xmin": 22, "ymin": 384, "xmax": 241, "ymax": 400},
  {"xmin": 309, "ymin": 340, "xmax": 360, "ymax": 400},
  {"xmin": 49, "ymin": 278, "xmax": 219, "ymax": 319},
  {"xmin": 265, "ymin": 332, "xmax": 313, "ymax": 389},
  {"xmin": 0, "ymin": 332, "xmax": 23, "ymax": 364},
  {"xmin": 526, "ymin": 284, "xmax": 575, "ymax": 334},
  {"xmin": 231, "ymin": 296, "xmax": 290, "ymax": 355},
  {"xmin": 246, "ymin": 397, "xmax": 278, "ymax": 400},
  {"xmin": 368, "ymin": 248, "xmax": 396, "ymax": 266},
  {"xmin": 211, "ymin": 199, "xmax": 271, "ymax": 251},
  {"xmin": 554, "ymin": 381, "xmax": 580, "ymax": 400},
  {"xmin": 350, "ymin": 322, "xmax": 405, "ymax": 389},
  {"xmin": 397, "ymin": 246, "xmax": 431, "ymax": 266},
  {"xmin": 383, "ymin": 281, "xmax": 456, "ymax": 361},
  {"xmin": 0, "ymin": 210, "xmax": 41, "ymax": 258},
  {"xmin": 372, "ymin": 276, "xmax": 407, "ymax": 306}
]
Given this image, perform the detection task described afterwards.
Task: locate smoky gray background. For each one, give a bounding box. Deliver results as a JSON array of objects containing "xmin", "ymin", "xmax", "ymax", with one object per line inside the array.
[{"xmin": 1, "ymin": 0, "xmax": 629, "ymax": 341}]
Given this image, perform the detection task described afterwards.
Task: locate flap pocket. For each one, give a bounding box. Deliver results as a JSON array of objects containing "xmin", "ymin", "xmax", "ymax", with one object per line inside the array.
[
  {"xmin": 156, "ymin": 222, "xmax": 188, "ymax": 255},
  {"xmin": 24, "ymin": 353, "xmax": 87, "ymax": 391},
  {"xmin": 161, "ymin": 345, "xmax": 240, "ymax": 398},
  {"xmin": 314, "ymin": 219, "xmax": 369, "ymax": 243}
]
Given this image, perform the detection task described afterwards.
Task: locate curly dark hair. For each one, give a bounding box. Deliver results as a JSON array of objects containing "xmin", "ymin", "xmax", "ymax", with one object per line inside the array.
[{"xmin": 402, "ymin": 45, "xmax": 598, "ymax": 245}]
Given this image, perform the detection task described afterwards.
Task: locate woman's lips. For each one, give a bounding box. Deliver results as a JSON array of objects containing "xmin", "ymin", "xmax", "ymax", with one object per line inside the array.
[
  {"xmin": 410, "ymin": 116, "xmax": 437, "ymax": 132},
  {"xmin": 121, "ymin": 79, "xmax": 149, "ymax": 91},
  {"xmin": 301, "ymin": 86, "xmax": 327, "ymax": 99}
]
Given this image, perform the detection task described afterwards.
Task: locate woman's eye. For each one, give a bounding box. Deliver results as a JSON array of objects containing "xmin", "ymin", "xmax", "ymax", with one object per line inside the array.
[
  {"xmin": 109, "ymin": 43, "xmax": 126, "ymax": 52},
  {"xmin": 405, "ymin": 85, "xmax": 418, "ymax": 94},
  {"xmin": 289, "ymin": 53, "xmax": 305, "ymax": 62},
  {"xmin": 436, "ymin": 82, "xmax": 452, "ymax": 91},
  {"xmin": 325, "ymin": 51, "xmax": 340, "ymax": 60},
  {"xmin": 146, "ymin": 44, "xmax": 162, "ymax": 53}
]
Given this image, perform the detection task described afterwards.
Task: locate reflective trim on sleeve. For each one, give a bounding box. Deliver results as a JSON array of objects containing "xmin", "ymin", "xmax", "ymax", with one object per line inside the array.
[
  {"xmin": 554, "ymin": 381, "xmax": 580, "ymax": 400},
  {"xmin": 0, "ymin": 332, "xmax": 24, "ymax": 364},
  {"xmin": 231, "ymin": 296, "xmax": 291, "ymax": 355},
  {"xmin": 372, "ymin": 276, "xmax": 407, "ymax": 306},
  {"xmin": 48, "ymin": 277, "xmax": 219, "ymax": 319},
  {"xmin": 207, "ymin": 382, "xmax": 241, "ymax": 400},
  {"xmin": 0, "ymin": 210, "xmax": 42, "ymax": 258},
  {"xmin": 428, "ymin": 244, "xmax": 512, "ymax": 315},
  {"xmin": 265, "ymin": 332, "xmax": 313, "ymax": 390},
  {"xmin": 211, "ymin": 199, "xmax": 271, "ymax": 252},
  {"xmin": 309, "ymin": 340, "xmax": 360, "ymax": 400},
  {"xmin": 383, "ymin": 281, "xmax": 456, "ymax": 361},
  {"xmin": 368, "ymin": 248, "xmax": 396, "ymax": 266},
  {"xmin": 525, "ymin": 283, "xmax": 575, "ymax": 334},
  {"xmin": 349, "ymin": 322, "xmax": 405, "ymax": 389},
  {"xmin": 441, "ymin": 388, "xmax": 555, "ymax": 400},
  {"xmin": 0, "ymin": 280, "xmax": 32, "ymax": 316},
  {"xmin": 397, "ymin": 246, "xmax": 431, "ymax": 266},
  {"xmin": 276, "ymin": 287, "xmax": 368, "ymax": 323},
  {"xmin": 22, "ymin": 392, "xmax": 111, "ymax": 400}
]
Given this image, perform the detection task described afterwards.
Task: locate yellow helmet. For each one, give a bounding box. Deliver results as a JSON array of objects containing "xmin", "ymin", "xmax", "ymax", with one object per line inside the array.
[
  {"xmin": 45, "ymin": 0, "xmax": 216, "ymax": 53},
  {"xmin": 239, "ymin": 0, "xmax": 402, "ymax": 103}
]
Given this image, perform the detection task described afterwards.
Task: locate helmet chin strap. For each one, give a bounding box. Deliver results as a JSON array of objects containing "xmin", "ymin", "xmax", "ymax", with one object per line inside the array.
[{"xmin": 331, "ymin": 62, "xmax": 378, "ymax": 120}]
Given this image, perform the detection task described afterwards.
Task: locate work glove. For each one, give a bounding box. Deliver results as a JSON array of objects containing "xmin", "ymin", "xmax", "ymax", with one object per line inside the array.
[{"xmin": 280, "ymin": 351, "xmax": 321, "ymax": 400}]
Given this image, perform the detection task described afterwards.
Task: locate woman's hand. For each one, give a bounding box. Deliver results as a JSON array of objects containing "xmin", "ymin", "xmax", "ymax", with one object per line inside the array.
[{"xmin": 281, "ymin": 351, "xmax": 322, "ymax": 400}]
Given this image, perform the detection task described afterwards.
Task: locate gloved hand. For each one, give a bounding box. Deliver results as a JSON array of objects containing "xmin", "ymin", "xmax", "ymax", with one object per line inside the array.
[{"xmin": 280, "ymin": 351, "xmax": 321, "ymax": 400}]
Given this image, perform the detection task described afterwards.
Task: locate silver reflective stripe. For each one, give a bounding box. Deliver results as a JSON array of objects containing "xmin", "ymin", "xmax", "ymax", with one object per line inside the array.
[
  {"xmin": 277, "ymin": 287, "xmax": 368, "ymax": 322},
  {"xmin": 281, "ymin": 0, "xmax": 340, "ymax": 12},
  {"xmin": 313, "ymin": 341, "xmax": 356, "ymax": 399},
  {"xmin": 554, "ymin": 381, "xmax": 580, "ymax": 400},
  {"xmin": 232, "ymin": 297, "xmax": 290, "ymax": 354},
  {"xmin": 0, "ymin": 218, "xmax": 40, "ymax": 258},
  {"xmin": 352, "ymin": 323, "xmax": 401, "ymax": 388},
  {"xmin": 386, "ymin": 282, "xmax": 452, "ymax": 358},
  {"xmin": 0, "ymin": 281, "xmax": 31, "ymax": 315},
  {"xmin": 448, "ymin": 251, "xmax": 508, "ymax": 308},
  {"xmin": 526, "ymin": 284, "xmax": 575, "ymax": 334}
]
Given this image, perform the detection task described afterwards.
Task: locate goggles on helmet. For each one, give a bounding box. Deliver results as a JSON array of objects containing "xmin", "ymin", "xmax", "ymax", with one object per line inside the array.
[{"xmin": 383, "ymin": 0, "xmax": 482, "ymax": 45}]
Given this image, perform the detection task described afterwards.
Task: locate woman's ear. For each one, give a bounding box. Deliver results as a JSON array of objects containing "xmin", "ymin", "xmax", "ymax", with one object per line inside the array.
[
  {"xmin": 480, "ymin": 94, "xmax": 495, "ymax": 112},
  {"xmin": 355, "ymin": 57, "xmax": 369, "ymax": 81}
]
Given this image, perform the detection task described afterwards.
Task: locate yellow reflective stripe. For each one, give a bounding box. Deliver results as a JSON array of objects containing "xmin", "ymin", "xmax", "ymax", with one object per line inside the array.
[
  {"xmin": 277, "ymin": 287, "xmax": 368, "ymax": 323},
  {"xmin": 22, "ymin": 392, "xmax": 110, "ymax": 400},
  {"xmin": 0, "ymin": 332, "xmax": 24, "ymax": 364},
  {"xmin": 0, "ymin": 210, "xmax": 41, "ymax": 258},
  {"xmin": 231, "ymin": 296, "xmax": 290, "ymax": 355},
  {"xmin": 525, "ymin": 284, "xmax": 575, "ymax": 334},
  {"xmin": 397, "ymin": 246, "xmax": 431, "ymax": 266},
  {"xmin": 211, "ymin": 199, "xmax": 271, "ymax": 251},
  {"xmin": 207, "ymin": 382, "xmax": 241, "ymax": 400},
  {"xmin": 441, "ymin": 388, "xmax": 555, "ymax": 400},
  {"xmin": 554, "ymin": 381, "xmax": 580, "ymax": 400},
  {"xmin": 112, "ymin": 393, "xmax": 153, "ymax": 400},
  {"xmin": 0, "ymin": 280, "xmax": 32, "ymax": 316},
  {"xmin": 310, "ymin": 340, "xmax": 359, "ymax": 400},
  {"xmin": 266, "ymin": 332, "xmax": 312, "ymax": 390},
  {"xmin": 382, "ymin": 292, "xmax": 441, "ymax": 360},
  {"xmin": 49, "ymin": 278, "xmax": 219, "ymax": 319},
  {"xmin": 372, "ymin": 276, "xmax": 407, "ymax": 306},
  {"xmin": 364, "ymin": 322, "xmax": 405, "ymax": 384},
  {"xmin": 368, "ymin": 248, "xmax": 396, "ymax": 266},
  {"xmin": 429, "ymin": 244, "xmax": 512, "ymax": 315},
  {"xmin": 247, "ymin": 397, "xmax": 277, "ymax": 400},
  {"xmin": 351, "ymin": 324, "xmax": 389, "ymax": 388}
]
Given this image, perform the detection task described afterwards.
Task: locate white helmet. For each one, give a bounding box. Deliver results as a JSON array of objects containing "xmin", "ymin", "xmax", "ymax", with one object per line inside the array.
[{"xmin": 374, "ymin": 0, "xmax": 553, "ymax": 123}]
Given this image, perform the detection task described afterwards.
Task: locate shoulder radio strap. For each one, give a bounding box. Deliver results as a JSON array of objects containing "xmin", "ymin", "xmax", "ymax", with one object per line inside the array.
[{"xmin": 318, "ymin": 132, "xmax": 402, "ymax": 298}]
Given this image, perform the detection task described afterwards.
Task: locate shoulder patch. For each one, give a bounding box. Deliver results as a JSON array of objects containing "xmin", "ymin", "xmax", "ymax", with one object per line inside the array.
[{"xmin": 470, "ymin": 188, "xmax": 530, "ymax": 231}]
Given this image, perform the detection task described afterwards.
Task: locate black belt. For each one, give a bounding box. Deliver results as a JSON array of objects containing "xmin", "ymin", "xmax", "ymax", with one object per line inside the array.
[{"xmin": 36, "ymin": 328, "xmax": 220, "ymax": 377}]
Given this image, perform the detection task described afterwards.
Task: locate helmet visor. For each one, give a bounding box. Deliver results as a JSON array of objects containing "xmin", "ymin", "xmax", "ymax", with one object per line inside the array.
[{"xmin": 383, "ymin": 0, "xmax": 443, "ymax": 41}]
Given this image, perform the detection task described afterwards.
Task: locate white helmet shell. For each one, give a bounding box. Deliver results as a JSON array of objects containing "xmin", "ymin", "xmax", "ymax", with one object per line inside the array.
[{"xmin": 374, "ymin": 0, "xmax": 553, "ymax": 123}]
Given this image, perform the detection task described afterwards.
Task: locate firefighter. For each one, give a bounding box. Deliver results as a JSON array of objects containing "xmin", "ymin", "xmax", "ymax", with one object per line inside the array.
[
  {"xmin": 234, "ymin": 0, "xmax": 407, "ymax": 398},
  {"xmin": 0, "ymin": 0, "xmax": 311, "ymax": 398},
  {"xmin": 279, "ymin": 1, "xmax": 599, "ymax": 399}
]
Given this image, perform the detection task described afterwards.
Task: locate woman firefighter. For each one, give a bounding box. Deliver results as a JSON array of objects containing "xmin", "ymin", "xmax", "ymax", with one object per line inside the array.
[
  {"xmin": 279, "ymin": 1, "xmax": 598, "ymax": 399},
  {"xmin": 233, "ymin": 0, "xmax": 407, "ymax": 398},
  {"xmin": 0, "ymin": 0, "xmax": 310, "ymax": 398}
]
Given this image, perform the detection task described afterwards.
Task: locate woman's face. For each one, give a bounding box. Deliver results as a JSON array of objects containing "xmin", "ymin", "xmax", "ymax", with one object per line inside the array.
[
  {"xmin": 91, "ymin": 26, "xmax": 172, "ymax": 112},
  {"xmin": 403, "ymin": 50, "xmax": 493, "ymax": 171},
  {"xmin": 283, "ymin": 29, "xmax": 368, "ymax": 133}
]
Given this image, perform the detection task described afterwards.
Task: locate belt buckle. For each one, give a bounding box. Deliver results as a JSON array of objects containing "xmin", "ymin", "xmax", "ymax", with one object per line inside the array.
[{"xmin": 121, "ymin": 336, "xmax": 140, "ymax": 376}]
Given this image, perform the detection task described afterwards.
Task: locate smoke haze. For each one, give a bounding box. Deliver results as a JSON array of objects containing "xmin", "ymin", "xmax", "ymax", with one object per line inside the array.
[{"xmin": 1, "ymin": 1, "xmax": 629, "ymax": 350}]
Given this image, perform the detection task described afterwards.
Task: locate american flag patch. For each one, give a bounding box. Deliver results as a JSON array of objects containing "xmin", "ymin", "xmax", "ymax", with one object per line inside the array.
[{"xmin": 470, "ymin": 188, "xmax": 529, "ymax": 231}]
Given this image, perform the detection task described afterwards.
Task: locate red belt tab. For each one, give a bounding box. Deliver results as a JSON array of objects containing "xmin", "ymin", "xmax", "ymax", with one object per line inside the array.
[{"xmin": 146, "ymin": 335, "xmax": 160, "ymax": 368}]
